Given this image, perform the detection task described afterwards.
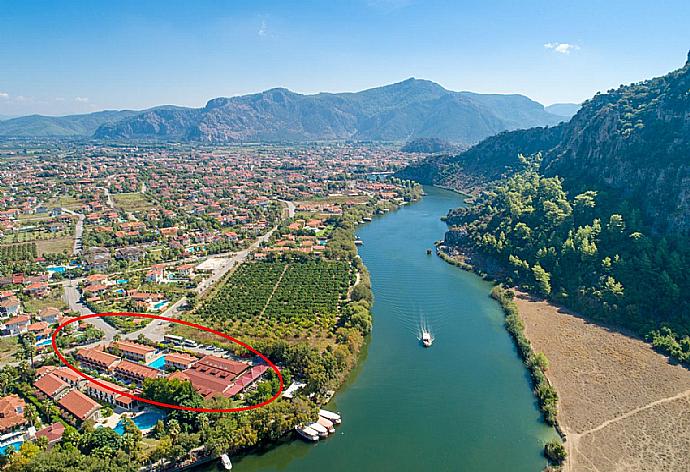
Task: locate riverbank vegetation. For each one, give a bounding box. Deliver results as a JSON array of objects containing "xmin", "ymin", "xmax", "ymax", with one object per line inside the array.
[
  {"xmin": 490, "ymin": 286, "xmax": 558, "ymax": 426},
  {"xmin": 447, "ymin": 155, "xmax": 690, "ymax": 364}
]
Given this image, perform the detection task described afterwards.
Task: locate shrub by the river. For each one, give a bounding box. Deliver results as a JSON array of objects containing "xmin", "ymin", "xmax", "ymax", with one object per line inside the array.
[
  {"xmin": 544, "ymin": 439, "xmax": 567, "ymax": 465},
  {"xmin": 491, "ymin": 285, "xmax": 558, "ymax": 426}
]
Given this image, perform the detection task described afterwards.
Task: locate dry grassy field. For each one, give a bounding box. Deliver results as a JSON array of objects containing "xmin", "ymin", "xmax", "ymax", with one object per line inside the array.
[{"xmin": 514, "ymin": 291, "xmax": 690, "ymax": 472}]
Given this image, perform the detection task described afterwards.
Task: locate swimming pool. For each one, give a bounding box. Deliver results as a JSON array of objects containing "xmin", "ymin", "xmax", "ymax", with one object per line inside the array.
[
  {"xmin": 47, "ymin": 266, "xmax": 66, "ymax": 274},
  {"xmin": 147, "ymin": 355, "xmax": 165, "ymax": 369},
  {"xmin": 0, "ymin": 440, "xmax": 23, "ymax": 455},
  {"xmin": 116, "ymin": 279, "xmax": 128, "ymax": 284},
  {"xmin": 152, "ymin": 300, "xmax": 168, "ymax": 311},
  {"xmin": 36, "ymin": 339, "xmax": 52, "ymax": 347},
  {"xmin": 114, "ymin": 409, "xmax": 166, "ymax": 434}
]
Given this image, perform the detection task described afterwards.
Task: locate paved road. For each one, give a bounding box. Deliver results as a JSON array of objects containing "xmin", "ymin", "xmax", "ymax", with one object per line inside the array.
[
  {"xmin": 278, "ymin": 199, "xmax": 296, "ymax": 218},
  {"xmin": 195, "ymin": 226, "xmax": 276, "ymax": 295},
  {"xmin": 60, "ymin": 208, "xmax": 84, "ymax": 255},
  {"xmin": 63, "ymin": 280, "xmax": 118, "ymax": 341},
  {"xmin": 124, "ymin": 297, "xmax": 187, "ymax": 342}
]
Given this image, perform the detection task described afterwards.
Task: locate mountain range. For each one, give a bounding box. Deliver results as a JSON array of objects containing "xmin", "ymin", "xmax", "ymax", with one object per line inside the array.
[
  {"xmin": 0, "ymin": 79, "xmax": 572, "ymax": 144},
  {"xmin": 399, "ymin": 53, "xmax": 690, "ymax": 233}
]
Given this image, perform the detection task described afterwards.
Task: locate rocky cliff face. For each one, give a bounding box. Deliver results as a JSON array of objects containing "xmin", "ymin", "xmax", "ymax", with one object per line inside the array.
[{"xmin": 403, "ymin": 54, "xmax": 690, "ymax": 233}]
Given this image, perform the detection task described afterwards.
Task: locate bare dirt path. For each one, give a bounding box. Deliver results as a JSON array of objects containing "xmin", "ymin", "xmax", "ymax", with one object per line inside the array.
[
  {"xmin": 259, "ymin": 263, "xmax": 288, "ymax": 316},
  {"xmin": 513, "ymin": 291, "xmax": 690, "ymax": 472}
]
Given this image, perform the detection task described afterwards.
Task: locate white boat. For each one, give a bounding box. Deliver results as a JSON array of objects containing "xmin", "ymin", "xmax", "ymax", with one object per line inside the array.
[
  {"xmin": 354, "ymin": 239, "xmax": 363, "ymax": 246},
  {"xmin": 422, "ymin": 330, "xmax": 433, "ymax": 347},
  {"xmin": 295, "ymin": 425, "xmax": 320, "ymax": 441},
  {"xmin": 220, "ymin": 453, "xmax": 232, "ymax": 470},
  {"xmin": 308, "ymin": 422, "xmax": 329, "ymax": 437},
  {"xmin": 319, "ymin": 409, "xmax": 342, "ymax": 424},
  {"xmin": 317, "ymin": 416, "xmax": 336, "ymax": 433}
]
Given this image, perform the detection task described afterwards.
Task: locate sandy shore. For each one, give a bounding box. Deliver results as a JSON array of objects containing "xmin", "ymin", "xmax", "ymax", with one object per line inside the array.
[{"xmin": 513, "ymin": 291, "xmax": 690, "ymax": 472}]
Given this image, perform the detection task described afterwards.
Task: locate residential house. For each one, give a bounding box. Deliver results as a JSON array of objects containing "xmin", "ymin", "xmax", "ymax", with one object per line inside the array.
[
  {"xmin": 38, "ymin": 307, "xmax": 60, "ymax": 324},
  {"xmin": 3, "ymin": 315, "xmax": 30, "ymax": 335},
  {"xmin": 35, "ymin": 422, "xmax": 65, "ymax": 447},
  {"xmin": 145, "ymin": 267, "xmax": 166, "ymax": 284},
  {"xmin": 115, "ymin": 246, "xmax": 145, "ymax": 262},
  {"xmin": 23, "ymin": 282, "xmax": 50, "ymax": 298},
  {"xmin": 84, "ymin": 248, "xmax": 111, "ymax": 271},
  {"xmin": 175, "ymin": 264, "xmax": 195, "ymax": 278},
  {"xmin": 57, "ymin": 390, "xmax": 101, "ymax": 424},
  {"xmin": 0, "ymin": 395, "xmax": 27, "ymax": 434},
  {"xmin": 27, "ymin": 321, "xmax": 50, "ymax": 340},
  {"xmin": 0, "ymin": 296, "xmax": 21, "ymax": 319}
]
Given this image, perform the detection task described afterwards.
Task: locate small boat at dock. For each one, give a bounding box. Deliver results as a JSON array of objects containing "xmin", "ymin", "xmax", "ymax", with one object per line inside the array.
[
  {"xmin": 318, "ymin": 416, "xmax": 336, "ymax": 433},
  {"xmin": 354, "ymin": 239, "xmax": 363, "ymax": 246},
  {"xmin": 308, "ymin": 422, "xmax": 329, "ymax": 437},
  {"xmin": 295, "ymin": 425, "xmax": 320, "ymax": 441},
  {"xmin": 363, "ymin": 217, "xmax": 372, "ymax": 222},
  {"xmin": 220, "ymin": 454, "xmax": 232, "ymax": 470},
  {"xmin": 319, "ymin": 409, "xmax": 342, "ymax": 424}
]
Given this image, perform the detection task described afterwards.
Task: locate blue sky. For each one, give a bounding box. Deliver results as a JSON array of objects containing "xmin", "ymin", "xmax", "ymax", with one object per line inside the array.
[{"xmin": 1, "ymin": 0, "xmax": 688, "ymax": 116}]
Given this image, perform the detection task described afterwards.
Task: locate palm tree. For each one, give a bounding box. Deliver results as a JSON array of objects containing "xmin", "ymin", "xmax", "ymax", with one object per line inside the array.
[
  {"xmin": 23, "ymin": 404, "xmax": 39, "ymax": 428},
  {"xmin": 18, "ymin": 333, "xmax": 37, "ymax": 368}
]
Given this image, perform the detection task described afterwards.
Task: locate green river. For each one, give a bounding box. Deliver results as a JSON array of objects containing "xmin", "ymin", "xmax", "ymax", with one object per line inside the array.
[{"xmin": 208, "ymin": 186, "xmax": 555, "ymax": 471}]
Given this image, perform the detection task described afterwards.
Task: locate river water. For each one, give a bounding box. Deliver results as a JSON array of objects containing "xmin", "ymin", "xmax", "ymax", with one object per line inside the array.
[{"xmin": 216, "ymin": 186, "xmax": 555, "ymax": 471}]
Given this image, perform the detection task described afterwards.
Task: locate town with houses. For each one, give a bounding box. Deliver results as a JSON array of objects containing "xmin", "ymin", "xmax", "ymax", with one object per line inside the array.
[{"xmin": 0, "ymin": 141, "xmax": 421, "ymax": 468}]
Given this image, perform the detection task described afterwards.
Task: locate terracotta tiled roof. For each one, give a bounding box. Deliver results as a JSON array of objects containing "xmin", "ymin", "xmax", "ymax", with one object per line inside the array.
[
  {"xmin": 58, "ymin": 390, "xmax": 100, "ymax": 420},
  {"xmin": 35, "ymin": 422, "xmax": 65, "ymax": 444},
  {"xmin": 34, "ymin": 373, "xmax": 69, "ymax": 398},
  {"xmin": 112, "ymin": 340, "xmax": 155, "ymax": 356},
  {"xmin": 0, "ymin": 395, "xmax": 26, "ymax": 432},
  {"xmin": 77, "ymin": 347, "xmax": 120, "ymax": 369},
  {"xmin": 165, "ymin": 353, "xmax": 197, "ymax": 366},
  {"xmin": 114, "ymin": 360, "xmax": 160, "ymax": 380}
]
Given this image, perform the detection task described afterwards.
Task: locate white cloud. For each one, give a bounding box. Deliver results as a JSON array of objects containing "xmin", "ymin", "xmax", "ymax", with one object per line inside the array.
[
  {"xmin": 258, "ymin": 20, "xmax": 267, "ymax": 37},
  {"xmin": 0, "ymin": 92, "xmax": 8, "ymax": 99},
  {"xmin": 75, "ymin": 97, "xmax": 89, "ymax": 102},
  {"xmin": 55, "ymin": 97, "xmax": 65, "ymax": 101},
  {"xmin": 544, "ymin": 42, "xmax": 580, "ymax": 54}
]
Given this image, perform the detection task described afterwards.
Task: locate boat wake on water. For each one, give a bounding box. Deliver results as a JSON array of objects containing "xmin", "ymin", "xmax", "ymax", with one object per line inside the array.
[{"xmin": 418, "ymin": 318, "xmax": 434, "ymax": 347}]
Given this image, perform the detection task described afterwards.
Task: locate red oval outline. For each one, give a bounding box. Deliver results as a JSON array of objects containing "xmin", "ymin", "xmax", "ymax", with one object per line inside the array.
[{"xmin": 51, "ymin": 312, "xmax": 283, "ymax": 413}]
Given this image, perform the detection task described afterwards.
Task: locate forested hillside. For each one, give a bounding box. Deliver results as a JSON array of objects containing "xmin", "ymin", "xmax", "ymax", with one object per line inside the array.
[
  {"xmin": 446, "ymin": 156, "xmax": 690, "ymax": 362},
  {"xmin": 421, "ymin": 53, "xmax": 690, "ymax": 364},
  {"xmin": 404, "ymin": 53, "xmax": 690, "ymax": 233}
]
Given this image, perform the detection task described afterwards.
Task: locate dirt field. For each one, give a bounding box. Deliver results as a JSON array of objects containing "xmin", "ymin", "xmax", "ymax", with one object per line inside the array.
[
  {"xmin": 514, "ymin": 291, "xmax": 690, "ymax": 472},
  {"xmin": 112, "ymin": 192, "xmax": 154, "ymax": 211}
]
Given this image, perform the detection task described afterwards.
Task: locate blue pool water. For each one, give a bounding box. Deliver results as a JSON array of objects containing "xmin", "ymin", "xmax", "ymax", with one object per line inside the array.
[
  {"xmin": 47, "ymin": 266, "xmax": 66, "ymax": 274},
  {"xmin": 116, "ymin": 279, "xmax": 128, "ymax": 284},
  {"xmin": 152, "ymin": 300, "xmax": 168, "ymax": 311},
  {"xmin": 114, "ymin": 409, "xmax": 166, "ymax": 434},
  {"xmin": 147, "ymin": 355, "xmax": 165, "ymax": 369},
  {"xmin": 36, "ymin": 339, "xmax": 52, "ymax": 347},
  {"xmin": 0, "ymin": 440, "xmax": 23, "ymax": 455}
]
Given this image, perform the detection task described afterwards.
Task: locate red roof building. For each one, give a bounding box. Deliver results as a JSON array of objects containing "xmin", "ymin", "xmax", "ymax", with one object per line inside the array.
[
  {"xmin": 34, "ymin": 373, "xmax": 69, "ymax": 400},
  {"xmin": 77, "ymin": 347, "xmax": 120, "ymax": 371},
  {"xmin": 0, "ymin": 395, "xmax": 27, "ymax": 434},
  {"xmin": 35, "ymin": 422, "xmax": 65, "ymax": 446},
  {"xmin": 168, "ymin": 355, "xmax": 250, "ymax": 398},
  {"xmin": 58, "ymin": 390, "xmax": 101, "ymax": 424},
  {"xmin": 114, "ymin": 360, "xmax": 160, "ymax": 385}
]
